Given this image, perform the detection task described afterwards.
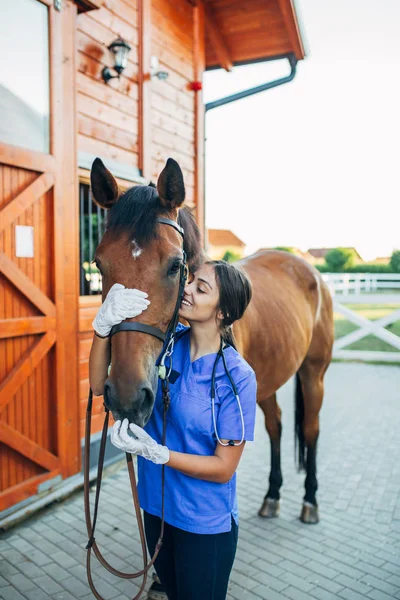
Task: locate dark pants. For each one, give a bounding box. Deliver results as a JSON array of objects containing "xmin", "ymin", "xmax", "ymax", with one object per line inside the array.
[{"xmin": 144, "ymin": 511, "xmax": 238, "ymax": 600}]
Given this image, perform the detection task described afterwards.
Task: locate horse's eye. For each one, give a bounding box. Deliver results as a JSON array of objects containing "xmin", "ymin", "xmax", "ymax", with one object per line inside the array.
[{"xmin": 168, "ymin": 260, "xmax": 182, "ymax": 276}]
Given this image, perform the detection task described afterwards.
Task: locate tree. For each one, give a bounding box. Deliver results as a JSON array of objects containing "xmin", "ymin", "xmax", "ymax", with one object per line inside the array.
[
  {"xmin": 325, "ymin": 248, "xmax": 356, "ymax": 272},
  {"xmin": 222, "ymin": 250, "xmax": 241, "ymax": 263},
  {"xmin": 390, "ymin": 250, "xmax": 400, "ymax": 272},
  {"xmin": 274, "ymin": 246, "xmax": 296, "ymax": 254}
]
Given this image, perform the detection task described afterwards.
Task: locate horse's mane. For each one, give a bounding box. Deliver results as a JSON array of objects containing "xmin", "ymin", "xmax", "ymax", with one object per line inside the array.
[{"xmin": 106, "ymin": 185, "xmax": 203, "ymax": 271}]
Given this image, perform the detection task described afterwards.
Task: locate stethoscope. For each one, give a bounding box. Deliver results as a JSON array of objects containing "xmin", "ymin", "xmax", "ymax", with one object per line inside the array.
[{"xmin": 210, "ymin": 338, "xmax": 245, "ymax": 447}]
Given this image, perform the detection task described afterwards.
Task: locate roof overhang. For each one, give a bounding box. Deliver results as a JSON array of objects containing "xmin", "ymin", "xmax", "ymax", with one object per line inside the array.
[{"xmin": 201, "ymin": 0, "xmax": 306, "ymax": 71}]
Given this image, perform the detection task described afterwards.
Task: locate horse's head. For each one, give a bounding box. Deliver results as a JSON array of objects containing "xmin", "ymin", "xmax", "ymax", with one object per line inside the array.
[{"xmin": 91, "ymin": 157, "xmax": 203, "ymax": 426}]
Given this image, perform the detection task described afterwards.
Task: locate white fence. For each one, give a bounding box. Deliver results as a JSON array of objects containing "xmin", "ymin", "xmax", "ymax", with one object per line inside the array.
[{"xmin": 321, "ymin": 273, "xmax": 400, "ymax": 363}]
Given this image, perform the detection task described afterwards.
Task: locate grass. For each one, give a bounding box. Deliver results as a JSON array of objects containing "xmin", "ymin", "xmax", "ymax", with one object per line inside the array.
[{"xmin": 334, "ymin": 303, "xmax": 400, "ymax": 352}]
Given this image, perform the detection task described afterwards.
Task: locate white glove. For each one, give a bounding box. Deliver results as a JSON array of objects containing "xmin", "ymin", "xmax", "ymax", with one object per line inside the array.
[
  {"xmin": 111, "ymin": 419, "xmax": 170, "ymax": 465},
  {"xmin": 92, "ymin": 283, "xmax": 150, "ymax": 337}
]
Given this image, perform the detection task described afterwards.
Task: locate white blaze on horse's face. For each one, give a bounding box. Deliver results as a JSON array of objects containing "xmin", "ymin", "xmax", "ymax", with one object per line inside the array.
[{"xmin": 131, "ymin": 239, "xmax": 143, "ymax": 260}]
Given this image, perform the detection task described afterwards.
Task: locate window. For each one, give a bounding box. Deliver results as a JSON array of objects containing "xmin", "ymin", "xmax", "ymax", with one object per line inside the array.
[
  {"xmin": 79, "ymin": 183, "xmax": 106, "ymax": 296},
  {"xmin": 0, "ymin": 0, "xmax": 50, "ymax": 153}
]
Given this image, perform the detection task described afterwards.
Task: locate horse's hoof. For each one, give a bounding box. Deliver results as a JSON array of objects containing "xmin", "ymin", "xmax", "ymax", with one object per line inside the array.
[
  {"xmin": 258, "ymin": 497, "xmax": 280, "ymax": 518},
  {"xmin": 300, "ymin": 502, "xmax": 319, "ymax": 524},
  {"xmin": 147, "ymin": 574, "xmax": 168, "ymax": 600}
]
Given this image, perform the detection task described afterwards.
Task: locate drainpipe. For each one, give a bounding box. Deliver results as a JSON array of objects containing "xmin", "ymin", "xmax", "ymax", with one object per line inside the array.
[{"xmin": 205, "ymin": 53, "xmax": 297, "ymax": 112}]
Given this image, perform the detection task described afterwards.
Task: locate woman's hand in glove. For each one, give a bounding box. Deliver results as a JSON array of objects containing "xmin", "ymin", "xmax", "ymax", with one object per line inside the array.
[
  {"xmin": 92, "ymin": 283, "xmax": 150, "ymax": 338},
  {"xmin": 111, "ymin": 419, "xmax": 170, "ymax": 465}
]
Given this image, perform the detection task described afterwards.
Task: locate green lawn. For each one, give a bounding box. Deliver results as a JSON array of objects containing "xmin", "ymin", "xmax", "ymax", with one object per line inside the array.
[{"xmin": 334, "ymin": 303, "xmax": 400, "ymax": 352}]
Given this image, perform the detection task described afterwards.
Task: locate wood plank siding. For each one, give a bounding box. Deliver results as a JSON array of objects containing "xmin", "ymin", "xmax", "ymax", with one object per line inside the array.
[
  {"xmin": 76, "ymin": 5, "xmax": 140, "ymax": 167},
  {"xmin": 205, "ymin": 0, "xmax": 305, "ymax": 68}
]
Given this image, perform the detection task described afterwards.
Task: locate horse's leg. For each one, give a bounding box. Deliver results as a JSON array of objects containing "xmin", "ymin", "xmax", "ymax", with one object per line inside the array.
[
  {"xmin": 296, "ymin": 357, "xmax": 329, "ymax": 524},
  {"xmin": 258, "ymin": 394, "xmax": 283, "ymax": 518}
]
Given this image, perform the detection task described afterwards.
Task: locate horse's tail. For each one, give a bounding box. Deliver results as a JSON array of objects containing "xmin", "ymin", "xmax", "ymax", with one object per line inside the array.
[{"xmin": 294, "ymin": 372, "xmax": 306, "ymax": 472}]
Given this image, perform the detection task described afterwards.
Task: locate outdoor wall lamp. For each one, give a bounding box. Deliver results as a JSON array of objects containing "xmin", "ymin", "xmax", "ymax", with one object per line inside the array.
[
  {"xmin": 150, "ymin": 55, "xmax": 169, "ymax": 81},
  {"xmin": 102, "ymin": 37, "xmax": 131, "ymax": 84}
]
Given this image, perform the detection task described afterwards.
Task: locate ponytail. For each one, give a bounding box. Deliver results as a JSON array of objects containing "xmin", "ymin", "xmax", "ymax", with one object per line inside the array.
[{"xmin": 222, "ymin": 325, "xmax": 237, "ymax": 350}]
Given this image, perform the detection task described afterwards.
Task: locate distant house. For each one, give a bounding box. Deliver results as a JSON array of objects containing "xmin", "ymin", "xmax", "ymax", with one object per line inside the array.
[
  {"xmin": 207, "ymin": 229, "xmax": 246, "ymax": 260},
  {"xmin": 256, "ymin": 247, "xmax": 318, "ymax": 264},
  {"xmin": 373, "ymin": 256, "xmax": 391, "ymax": 265},
  {"xmin": 307, "ymin": 247, "xmax": 363, "ymax": 265}
]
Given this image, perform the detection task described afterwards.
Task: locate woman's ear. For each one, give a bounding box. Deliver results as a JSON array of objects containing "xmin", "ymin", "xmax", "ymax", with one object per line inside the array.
[{"xmin": 217, "ymin": 309, "xmax": 224, "ymax": 321}]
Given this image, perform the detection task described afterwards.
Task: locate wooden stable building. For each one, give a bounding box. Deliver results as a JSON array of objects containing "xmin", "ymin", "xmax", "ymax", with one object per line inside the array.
[{"xmin": 0, "ymin": 0, "xmax": 305, "ymax": 522}]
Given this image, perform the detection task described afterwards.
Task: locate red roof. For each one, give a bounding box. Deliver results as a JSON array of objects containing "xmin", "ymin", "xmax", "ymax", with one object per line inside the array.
[
  {"xmin": 207, "ymin": 229, "xmax": 245, "ymax": 247},
  {"xmin": 307, "ymin": 247, "xmax": 363, "ymax": 260}
]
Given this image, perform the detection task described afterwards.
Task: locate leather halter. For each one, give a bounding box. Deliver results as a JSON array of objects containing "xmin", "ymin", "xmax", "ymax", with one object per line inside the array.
[
  {"xmin": 109, "ymin": 217, "xmax": 187, "ymax": 348},
  {"xmin": 84, "ymin": 216, "xmax": 188, "ymax": 600}
]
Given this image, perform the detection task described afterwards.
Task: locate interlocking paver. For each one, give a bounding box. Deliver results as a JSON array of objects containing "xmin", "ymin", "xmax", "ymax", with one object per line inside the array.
[
  {"xmin": 0, "ymin": 363, "xmax": 400, "ymax": 599},
  {"xmin": 368, "ymin": 591, "xmax": 399, "ymax": 600},
  {"xmin": 0, "ymin": 586, "xmax": 27, "ymax": 600},
  {"xmin": 1, "ymin": 574, "xmax": 37, "ymax": 593}
]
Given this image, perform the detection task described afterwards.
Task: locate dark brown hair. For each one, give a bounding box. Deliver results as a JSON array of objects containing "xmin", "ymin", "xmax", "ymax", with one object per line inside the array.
[{"xmin": 205, "ymin": 260, "xmax": 252, "ymax": 349}]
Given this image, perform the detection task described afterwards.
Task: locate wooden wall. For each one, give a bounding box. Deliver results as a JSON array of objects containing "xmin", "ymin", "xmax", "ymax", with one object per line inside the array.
[
  {"xmin": 77, "ymin": 1, "xmax": 140, "ymax": 168},
  {"xmin": 76, "ymin": 0, "xmax": 197, "ymax": 203},
  {"xmin": 76, "ymin": 0, "xmax": 202, "ymax": 438},
  {"xmin": 150, "ymin": 0, "xmax": 195, "ymax": 206}
]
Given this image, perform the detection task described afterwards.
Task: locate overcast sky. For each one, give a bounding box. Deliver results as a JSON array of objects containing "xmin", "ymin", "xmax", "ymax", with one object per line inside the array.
[{"xmin": 203, "ymin": 0, "xmax": 400, "ymax": 261}]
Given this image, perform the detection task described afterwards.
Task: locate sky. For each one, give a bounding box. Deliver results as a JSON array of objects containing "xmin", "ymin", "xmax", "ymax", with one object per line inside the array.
[{"xmin": 203, "ymin": 0, "xmax": 400, "ymax": 261}]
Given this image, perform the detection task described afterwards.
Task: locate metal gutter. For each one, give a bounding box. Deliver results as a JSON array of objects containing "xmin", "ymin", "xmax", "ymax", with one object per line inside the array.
[{"xmin": 205, "ymin": 53, "xmax": 297, "ymax": 112}]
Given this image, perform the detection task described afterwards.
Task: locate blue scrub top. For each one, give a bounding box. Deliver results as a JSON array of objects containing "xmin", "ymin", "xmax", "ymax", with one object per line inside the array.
[{"xmin": 137, "ymin": 324, "xmax": 257, "ymax": 534}]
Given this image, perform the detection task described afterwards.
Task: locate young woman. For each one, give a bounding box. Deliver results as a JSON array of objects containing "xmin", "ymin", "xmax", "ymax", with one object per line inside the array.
[{"xmin": 89, "ymin": 260, "xmax": 257, "ymax": 600}]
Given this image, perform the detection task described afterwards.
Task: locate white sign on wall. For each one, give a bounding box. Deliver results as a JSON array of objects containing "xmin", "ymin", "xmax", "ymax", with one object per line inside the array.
[{"xmin": 15, "ymin": 225, "xmax": 34, "ymax": 258}]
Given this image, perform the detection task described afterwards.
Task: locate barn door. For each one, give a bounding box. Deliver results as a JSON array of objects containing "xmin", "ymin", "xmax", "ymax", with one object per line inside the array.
[{"xmin": 0, "ymin": 0, "xmax": 79, "ymax": 512}]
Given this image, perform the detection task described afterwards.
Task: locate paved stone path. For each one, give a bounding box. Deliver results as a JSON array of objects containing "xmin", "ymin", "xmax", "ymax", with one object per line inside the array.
[{"xmin": 1, "ymin": 362, "xmax": 400, "ymax": 600}]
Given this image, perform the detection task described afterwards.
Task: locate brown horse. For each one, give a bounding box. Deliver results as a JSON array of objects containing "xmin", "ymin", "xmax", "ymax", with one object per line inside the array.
[{"xmin": 90, "ymin": 157, "xmax": 334, "ymax": 524}]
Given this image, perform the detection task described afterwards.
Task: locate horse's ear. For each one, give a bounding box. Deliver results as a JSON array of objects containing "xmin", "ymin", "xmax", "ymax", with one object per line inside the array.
[
  {"xmin": 157, "ymin": 158, "xmax": 185, "ymax": 208},
  {"xmin": 90, "ymin": 158, "xmax": 119, "ymax": 209}
]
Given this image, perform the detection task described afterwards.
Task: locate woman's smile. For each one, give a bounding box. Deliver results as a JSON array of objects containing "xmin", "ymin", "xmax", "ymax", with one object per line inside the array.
[{"xmin": 181, "ymin": 297, "xmax": 193, "ymax": 308}]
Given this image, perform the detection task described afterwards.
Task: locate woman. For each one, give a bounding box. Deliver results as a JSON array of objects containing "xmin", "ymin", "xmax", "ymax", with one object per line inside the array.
[{"xmin": 89, "ymin": 260, "xmax": 257, "ymax": 600}]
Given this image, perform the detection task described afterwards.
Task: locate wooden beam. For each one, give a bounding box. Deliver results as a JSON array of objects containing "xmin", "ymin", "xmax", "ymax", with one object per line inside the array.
[
  {"xmin": 0, "ymin": 331, "xmax": 56, "ymax": 414},
  {"xmin": 277, "ymin": 0, "xmax": 306, "ymax": 60},
  {"xmin": 0, "ymin": 422, "xmax": 60, "ymax": 472},
  {"xmin": 204, "ymin": 4, "xmax": 232, "ymax": 72},
  {"xmin": 0, "ymin": 252, "xmax": 56, "ymax": 317},
  {"xmin": 0, "ymin": 317, "xmax": 56, "ymax": 339},
  {"xmin": 193, "ymin": 3, "xmax": 206, "ymax": 243},
  {"xmin": 53, "ymin": 0, "xmax": 81, "ymax": 479},
  {"xmin": 0, "ymin": 173, "xmax": 54, "ymax": 233},
  {"xmin": 138, "ymin": 0, "xmax": 152, "ymax": 177},
  {"xmin": 0, "ymin": 143, "xmax": 56, "ymax": 173},
  {"xmin": 0, "ymin": 470, "xmax": 60, "ymax": 513}
]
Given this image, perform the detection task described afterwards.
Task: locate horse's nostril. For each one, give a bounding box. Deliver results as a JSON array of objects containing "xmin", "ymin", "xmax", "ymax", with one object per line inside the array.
[{"xmin": 141, "ymin": 387, "xmax": 154, "ymax": 416}]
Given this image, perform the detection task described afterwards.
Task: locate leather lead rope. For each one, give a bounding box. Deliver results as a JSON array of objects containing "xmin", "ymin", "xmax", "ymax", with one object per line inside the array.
[
  {"xmin": 84, "ymin": 386, "xmax": 170, "ymax": 600},
  {"xmin": 83, "ymin": 215, "xmax": 187, "ymax": 599}
]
